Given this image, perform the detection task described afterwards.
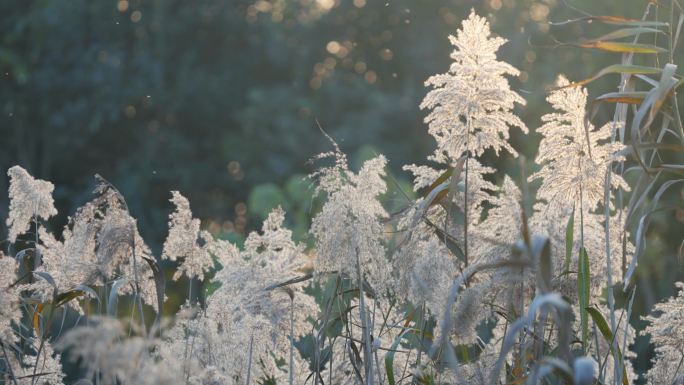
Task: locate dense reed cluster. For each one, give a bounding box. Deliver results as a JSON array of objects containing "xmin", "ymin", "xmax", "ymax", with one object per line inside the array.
[{"xmin": 1, "ymin": 8, "xmax": 683, "ymax": 385}]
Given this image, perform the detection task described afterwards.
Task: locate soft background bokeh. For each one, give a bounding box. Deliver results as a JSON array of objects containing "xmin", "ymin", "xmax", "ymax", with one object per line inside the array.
[{"xmin": 1, "ymin": 0, "xmax": 683, "ymax": 379}]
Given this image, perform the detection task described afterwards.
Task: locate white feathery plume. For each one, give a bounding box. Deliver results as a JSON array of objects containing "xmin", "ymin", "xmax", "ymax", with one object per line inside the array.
[
  {"xmin": 0, "ymin": 253, "xmax": 21, "ymax": 345},
  {"xmin": 162, "ymin": 191, "xmax": 218, "ymax": 281},
  {"xmin": 420, "ymin": 10, "xmax": 527, "ymax": 164},
  {"xmin": 183, "ymin": 207, "xmax": 317, "ymax": 383},
  {"xmin": 642, "ymin": 282, "xmax": 684, "ymax": 385},
  {"xmin": 310, "ymin": 145, "xmax": 390, "ymax": 294},
  {"xmin": 530, "ymin": 75, "xmax": 628, "ymax": 213},
  {"xmin": 57, "ymin": 316, "xmax": 183, "ymax": 385},
  {"xmin": 6, "ymin": 166, "xmax": 57, "ymax": 243}
]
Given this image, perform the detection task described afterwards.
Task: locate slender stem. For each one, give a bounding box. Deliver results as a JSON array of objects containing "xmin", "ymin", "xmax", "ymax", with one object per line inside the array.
[
  {"xmin": 374, "ymin": 350, "xmax": 384, "ymax": 385},
  {"xmin": 604, "ymin": 168, "xmax": 620, "ymax": 383},
  {"xmin": 410, "ymin": 302, "xmax": 427, "ymax": 385},
  {"xmin": 463, "ymin": 156, "xmax": 470, "ymax": 268},
  {"xmin": 182, "ymin": 308, "xmax": 192, "ymax": 382},
  {"xmin": 329, "ymin": 337, "xmax": 333, "ymax": 385},
  {"xmin": 579, "ymin": 177, "xmax": 585, "ymax": 249},
  {"xmin": 356, "ymin": 248, "xmax": 373, "ymax": 385},
  {"xmin": 415, "ymin": 302, "xmax": 426, "ymax": 367},
  {"xmin": 314, "ymin": 330, "xmax": 320, "ymax": 385},
  {"xmin": 1, "ymin": 341, "xmax": 20, "ymax": 385},
  {"xmin": 289, "ymin": 298, "xmax": 294, "ymax": 385},
  {"xmin": 31, "ymin": 302, "xmax": 56, "ymax": 385},
  {"xmin": 579, "ymin": 178, "xmax": 587, "ymax": 357},
  {"xmin": 34, "ymin": 215, "xmax": 41, "ymax": 269},
  {"xmin": 246, "ymin": 334, "xmax": 254, "ymax": 385},
  {"xmin": 669, "ymin": 350, "xmax": 684, "ymax": 385},
  {"xmin": 129, "ymin": 230, "xmax": 146, "ymax": 335}
]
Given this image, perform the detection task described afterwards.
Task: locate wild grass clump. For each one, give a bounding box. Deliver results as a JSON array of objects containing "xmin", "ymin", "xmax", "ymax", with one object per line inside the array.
[{"xmin": 1, "ymin": 4, "xmax": 684, "ymax": 385}]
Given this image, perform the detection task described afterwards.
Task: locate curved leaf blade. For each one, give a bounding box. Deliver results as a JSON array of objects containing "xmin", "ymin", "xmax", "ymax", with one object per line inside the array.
[
  {"xmin": 577, "ymin": 41, "xmax": 668, "ymax": 54},
  {"xmin": 586, "ymin": 307, "xmax": 631, "ymax": 385}
]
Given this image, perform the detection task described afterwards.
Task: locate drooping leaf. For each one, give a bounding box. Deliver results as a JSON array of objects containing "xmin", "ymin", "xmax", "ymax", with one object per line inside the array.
[
  {"xmin": 563, "ymin": 64, "xmax": 662, "ymax": 88},
  {"xmin": 424, "ymin": 217, "xmax": 466, "ymax": 262},
  {"xmin": 586, "ymin": 307, "xmax": 631, "ymax": 385},
  {"xmin": 32, "ymin": 271, "xmax": 57, "ymax": 290},
  {"xmin": 142, "ymin": 255, "xmax": 166, "ymax": 329},
  {"xmin": 54, "ymin": 286, "xmax": 99, "ymax": 308},
  {"xmin": 577, "ymin": 41, "xmax": 668, "ymax": 54},
  {"xmin": 550, "ymin": 16, "xmax": 668, "ymax": 27},
  {"xmin": 625, "ymin": 179, "xmax": 684, "ymax": 288},
  {"xmin": 386, "ymin": 329, "xmax": 411, "ymax": 385},
  {"xmin": 33, "ymin": 303, "xmax": 44, "ymax": 337},
  {"xmin": 422, "ymin": 167, "xmax": 453, "ymax": 199},
  {"xmin": 594, "ymin": 91, "xmax": 648, "ymax": 104},
  {"xmin": 107, "ymin": 278, "xmax": 130, "ymax": 317},
  {"xmin": 647, "ymin": 64, "xmax": 679, "ymax": 128},
  {"xmin": 589, "ymin": 27, "xmax": 664, "ymax": 42},
  {"xmin": 629, "ymin": 65, "xmax": 678, "ymax": 172}
]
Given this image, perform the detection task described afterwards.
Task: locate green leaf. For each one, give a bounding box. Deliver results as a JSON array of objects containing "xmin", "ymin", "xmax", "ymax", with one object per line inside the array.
[
  {"xmin": 537, "ymin": 236, "xmax": 553, "ymax": 293},
  {"xmin": 142, "ymin": 255, "xmax": 166, "ymax": 328},
  {"xmin": 577, "ymin": 247, "xmax": 590, "ymax": 354},
  {"xmin": 564, "ymin": 208, "xmax": 575, "ymax": 272},
  {"xmin": 586, "ymin": 307, "xmax": 631, "ymax": 385},
  {"xmin": 55, "ymin": 285, "xmax": 99, "ymax": 308},
  {"xmin": 425, "ymin": 218, "xmax": 466, "ymax": 262},
  {"xmin": 420, "ymin": 155, "xmax": 466, "ymax": 204},
  {"xmin": 385, "ymin": 329, "xmax": 411, "ymax": 385}
]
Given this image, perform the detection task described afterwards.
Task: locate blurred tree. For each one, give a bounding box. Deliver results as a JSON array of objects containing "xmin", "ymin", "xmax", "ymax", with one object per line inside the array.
[
  {"xmin": 1, "ymin": 0, "xmax": 681, "ymax": 289},
  {"xmin": 2, "ymin": 0, "xmax": 684, "ymax": 380}
]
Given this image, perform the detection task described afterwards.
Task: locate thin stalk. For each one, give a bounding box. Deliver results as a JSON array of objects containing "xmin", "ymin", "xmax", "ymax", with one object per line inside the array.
[
  {"xmin": 129, "ymin": 232, "xmax": 146, "ymax": 335},
  {"xmin": 182, "ymin": 309, "xmax": 193, "ymax": 382},
  {"xmin": 34, "ymin": 216, "xmax": 40, "ymax": 269},
  {"xmin": 579, "ymin": 167, "xmax": 587, "ymax": 356},
  {"xmin": 579, "ymin": 172, "xmax": 585, "ymax": 249},
  {"xmin": 31, "ymin": 302, "xmax": 56, "ymax": 385},
  {"xmin": 374, "ymin": 350, "xmax": 384, "ymax": 385},
  {"xmin": 356, "ymin": 248, "xmax": 373, "ymax": 385},
  {"xmin": 414, "ymin": 302, "xmax": 426, "ymax": 370},
  {"xmin": 1, "ymin": 341, "xmax": 20, "ymax": 385},
  {"xmin": 669, "ymin": 350, "xmax": 684, "ymax": 385},
  {"xmin": 372, "ymin": 299, "xmax": 383, "ymax": 385},
  {"xmin": 670, "ymin": 0, "xmax": 675, "ymax": 64},
  {"xmin": 246, "ymin": 334, "xmax": 254, "ymax": 385},
  {"xmin": 604, "ymin": 168, "xmax": 621, "ymax": 383},
  {"xmin": 313, "ymin": 332, "xmax": 321, "ymax": 385},
  {"xmin": 316, "ymin": 275, "xmax": 341, "ymax": 385},
  {"xmin": 594, "ymin": 323, "xmax": 605, "ymax": 383},
  {"xmin": 329, "ymin": 337, "xmax": 333, "ymax": 385},
  {"xmin": 56, "ymin": 308, "xmax": 68, "ymax": 338},
  {"xmin": 463, "ymin": 142, "xmax": 470, "ymax": 267},
  {"xmin": 289, "ymin": 298, "xmax": 294, "ymax": 385}
]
